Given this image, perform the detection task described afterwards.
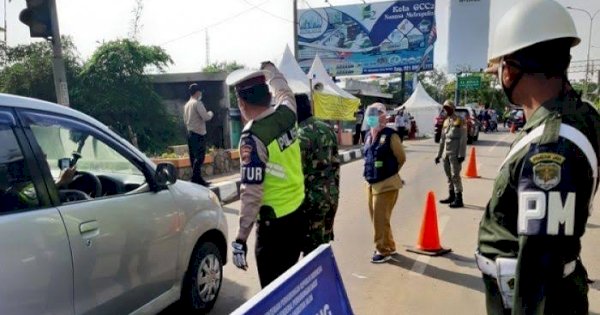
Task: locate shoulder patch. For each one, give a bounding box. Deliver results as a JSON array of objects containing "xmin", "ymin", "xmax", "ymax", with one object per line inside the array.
[{"xmin": 239, "ymin": 136, "xmax": 266, "ymax": 184}]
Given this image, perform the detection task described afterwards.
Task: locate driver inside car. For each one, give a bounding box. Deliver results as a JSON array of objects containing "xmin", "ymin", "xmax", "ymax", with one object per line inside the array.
[{"xmin": 7, "ymin": 154, "xmax": 77, "ymax": 209}]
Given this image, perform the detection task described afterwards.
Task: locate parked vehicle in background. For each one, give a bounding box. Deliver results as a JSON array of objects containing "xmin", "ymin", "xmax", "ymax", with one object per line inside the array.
[
  {"xmin": 434, "ymin": 106, "xmax": 480, "ymax": 144},
  {"xmin": 0, "ymin": 93, "xmax": 228, "ymax": 315},
  {"xmin": 507, "ymin": 108, "xmax": 526, "ymax": 130}
]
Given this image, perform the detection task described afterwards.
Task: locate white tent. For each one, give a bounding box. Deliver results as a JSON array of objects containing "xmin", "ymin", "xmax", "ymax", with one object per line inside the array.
[
  {"xmin": 308, "ymin": 55, "xmax": 359, "ymax": 100},
  {"xmin": 306, "ymin": 55, "xmax": 360, "ymax": 121},
  {"xmin": 395, "ymin": 81, "xmax": 442, "ymax": 137},
  {"xmin": 277, "ymin": 45, "xmax": 311, "ymax": 95}
]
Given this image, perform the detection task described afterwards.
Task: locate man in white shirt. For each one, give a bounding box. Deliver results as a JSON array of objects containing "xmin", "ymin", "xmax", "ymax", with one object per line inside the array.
[
  {"xmin": 394, "ymin": 110, "xmax": 409, "ymax": 142},
  {"xmin": 183, "ymin": 83, "xmax": 214, "ymax": 186}
]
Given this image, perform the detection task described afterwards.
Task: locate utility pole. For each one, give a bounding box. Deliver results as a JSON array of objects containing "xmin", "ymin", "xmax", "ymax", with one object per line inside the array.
[
  {"xmin": 293, "ymin": 0, "xmax": 298, "ymax": 57},
  {"xmin": 205, "ymin": 29, "xmax": 210, "ymax": 67},
  {"xmin": 567, "ymin": 7, "xmax": 599, "ymax": 97},
  {"xmin": 49, "ymin": 0, "xmax": 69, "ymax": 106},
  {"xmin": 2, "ymin": 0, "xmax": 7, "ymax": 42}
]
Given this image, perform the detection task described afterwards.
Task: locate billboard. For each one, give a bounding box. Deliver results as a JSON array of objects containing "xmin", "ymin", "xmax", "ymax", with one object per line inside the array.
[
  {"xmin": 297, "ymin": 0, "xmax": 436, "ymax": 76},
  {"xmin": 445, "ymin": 0, "xmax": 490, "ymax": 73}
]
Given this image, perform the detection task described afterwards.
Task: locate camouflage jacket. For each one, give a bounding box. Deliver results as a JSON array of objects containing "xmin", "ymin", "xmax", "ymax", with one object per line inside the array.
[{"xmin": 298, "ymin": 117, "xmax": 340, "ymax": 244}]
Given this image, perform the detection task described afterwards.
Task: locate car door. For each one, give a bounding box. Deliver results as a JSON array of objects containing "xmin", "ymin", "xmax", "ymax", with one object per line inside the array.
[
  {"xmin": 0, "ymin": 107, "xmax": 73, "ymax": 315},
  {"xmin": 19, "ymin": 109, "xmax": 181, "ymax": 315}
]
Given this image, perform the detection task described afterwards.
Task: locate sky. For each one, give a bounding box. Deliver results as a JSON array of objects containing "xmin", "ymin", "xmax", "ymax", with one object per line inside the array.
[{"xmin": 2, "ymin": 0, "xmax": 599, "ymax": 78}]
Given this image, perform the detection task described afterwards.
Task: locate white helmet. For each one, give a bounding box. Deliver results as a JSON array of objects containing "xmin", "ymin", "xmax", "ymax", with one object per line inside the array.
[{"xmin": 488, "ymin": 0, "xmax": 580, "ymax": 63}]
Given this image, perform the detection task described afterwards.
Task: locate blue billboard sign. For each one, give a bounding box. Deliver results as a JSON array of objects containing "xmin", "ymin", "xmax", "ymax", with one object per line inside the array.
[
  {"xmin": 297, "ymin": 0, "xmax": 436, "ymax": 76},
  {"xmin": 231, "ymin": 245, "xmax": 353, "ymax": 315}
]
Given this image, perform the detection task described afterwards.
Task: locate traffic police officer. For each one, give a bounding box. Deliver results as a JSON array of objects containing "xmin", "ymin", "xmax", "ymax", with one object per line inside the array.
[
  {"xmin": 435, "ymin": 100, "xmax": 467, "ymax": 208},
  {"xmin": 295, "ymin": 94, "xmax": 340, "ymax": 254},
  {"xmin": 226, "ymin": 62, "xmax": 306, "ymax": 288},
  {"xmin": 476, "ymin": 0, "xmax": 600, "ymax": 314},
  {"xmin": 363, "ymin": 103, "xmax": 406, "ymax": 263}
]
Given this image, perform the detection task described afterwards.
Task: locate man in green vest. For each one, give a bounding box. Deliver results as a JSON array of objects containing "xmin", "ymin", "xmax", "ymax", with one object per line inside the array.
[
  {"xmin": 226, "ymin": 62, "xmax": 306, "ymax": 288},
  {"xmin": 477, "ymin": 0, "xmax": 600, "ymax": 314}
]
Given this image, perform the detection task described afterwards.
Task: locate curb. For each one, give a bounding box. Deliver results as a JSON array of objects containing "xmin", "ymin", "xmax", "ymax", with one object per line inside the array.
[{"xmin": 209, "ymin": 148, "xmax": 363, "ymax": 205}]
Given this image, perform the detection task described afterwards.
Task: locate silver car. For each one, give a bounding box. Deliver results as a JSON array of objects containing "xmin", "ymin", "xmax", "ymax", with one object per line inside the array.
[{"xmin": 0, "ymin": 93, "xmax": 227, "ymax": 314}]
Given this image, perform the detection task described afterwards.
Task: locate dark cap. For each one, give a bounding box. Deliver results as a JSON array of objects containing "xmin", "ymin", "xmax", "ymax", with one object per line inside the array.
[{"xmin": 188, "ymin": 83, "xmax": 201, "ymax": 96}]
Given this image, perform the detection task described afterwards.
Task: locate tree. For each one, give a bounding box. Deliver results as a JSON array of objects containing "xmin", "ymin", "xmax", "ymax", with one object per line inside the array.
[
  {"xmin": 202, "ymin": 61, "xmax": 244, "ymax": 73},
  {"xmin": 76, "ymin": 39, "xmax": 177, "ymax": 154},
  {"xmin": 129, "ymin": 0, "xmax": 144, "ymax": 40},
  {"xmin": 202, "ymin": 61, "xmax": 245, "ymax": 108},
  {"xmin": 0, "ymin": 37, "xmax": 82, "ymax": 103}
]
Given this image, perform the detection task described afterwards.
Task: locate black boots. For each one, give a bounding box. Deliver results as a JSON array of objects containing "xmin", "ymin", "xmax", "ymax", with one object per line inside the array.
[
  {"xmin": 440, "ymin": 191, "xmax": 455, "ymax": 204},
  {"xmin": 450, "ymin": 193, "xmax": 464, "ymax": 208}
]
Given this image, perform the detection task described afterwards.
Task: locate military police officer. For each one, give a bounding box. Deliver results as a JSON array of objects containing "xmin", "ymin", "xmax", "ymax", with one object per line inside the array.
[
  {"xmin": 295, "ymin": 93, "xmax": 340, "ymax": 254},
  {"xmin": 477, "ymin": 0, "xmax": 600, "ymax": 314},
  {"xmin": 435, "ymin": 100, "xmax": 467, "ymax": 208},
  {"xmin": 226, "ymin": 62, "xmax": 306, "ymax": 288}
]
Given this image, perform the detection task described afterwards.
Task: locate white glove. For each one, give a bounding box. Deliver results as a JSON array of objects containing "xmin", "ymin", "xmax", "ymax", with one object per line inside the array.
[{"xmin": 232, "ymin": 241, "xmax": 248, "ymax": 270}]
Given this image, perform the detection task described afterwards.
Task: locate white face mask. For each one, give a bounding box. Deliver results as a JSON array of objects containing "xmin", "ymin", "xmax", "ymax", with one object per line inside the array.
[{"xmin": 197, "ymin": 94, "xmax": 203, "ymax": 101}]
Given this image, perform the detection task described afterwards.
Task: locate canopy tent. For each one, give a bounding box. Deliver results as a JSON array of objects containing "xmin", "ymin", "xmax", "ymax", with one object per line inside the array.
[
  {"xmin": 395, "ymin": 81, "xmax": 442, "ymax": 137},
  {"xmin": 277, "ymin": 45, "xmax": 311, "ymax": 95},
  {"xmin": 307, "ymin": 55, "xmax": 360, "ymax": 121}
]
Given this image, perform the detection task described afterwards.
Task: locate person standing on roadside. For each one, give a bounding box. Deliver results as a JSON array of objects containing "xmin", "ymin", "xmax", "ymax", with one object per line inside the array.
[
  {"xmin": 435, "ymin": 100, "xmax": 467, "ymax": 208},
  {"xmin": 295, "ymin": 94, "xmax": 340, "ymax": 255},
  {"xmin": 395, "ymin": 109, "xmax": 409, "ymax": 143},
  {"xmin": 183, "ymin": 84, "xmax": 213, "ymax": 187},
  {"xmin": 477, "ymin": 1, "xmax": 600, "ymax": 314},
  {"xmin": 363, "ymin": 102, "xmax": 406, "ymax": 263},
  {"xmin": 226, "ymin": 62, "xmax": 306, "ymax": 288}
]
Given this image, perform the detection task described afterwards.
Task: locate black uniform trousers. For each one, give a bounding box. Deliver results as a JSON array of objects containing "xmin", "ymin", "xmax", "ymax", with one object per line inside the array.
[
  {"xmin": 482, "ymin": 260, "xmax": 589, "ymax": 315},
  {"xmin": 255, "ymin": 208, "xmax": 305, "ymax": 288},
  {"xmin": 187, "ymin": 131, "xmax": 207, "ymax": 185}
]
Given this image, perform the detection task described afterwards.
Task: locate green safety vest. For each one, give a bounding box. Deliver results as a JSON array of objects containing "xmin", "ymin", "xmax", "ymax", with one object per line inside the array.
[{"xmin": 244, "ymin": 105, "xmax": 305, "ymax": 218}]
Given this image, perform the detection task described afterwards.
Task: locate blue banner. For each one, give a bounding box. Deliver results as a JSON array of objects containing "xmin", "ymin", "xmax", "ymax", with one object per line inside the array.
[
  {"xmin": 231, "ymin": 245, "xmax": 353, "ymax": 315},
  {"xmin": 297, "ymin": 0, "xmax": 436, "ymax": 76}
]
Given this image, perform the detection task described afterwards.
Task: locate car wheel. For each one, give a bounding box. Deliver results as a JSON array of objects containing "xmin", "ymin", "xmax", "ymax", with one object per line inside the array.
[
  {"xmin": 467, "ymin": 136, "xmax": 474, "ymax": 144},
  {"xmin": 181, "ymin": 241, "xmax": 223, "ymax": 314}
]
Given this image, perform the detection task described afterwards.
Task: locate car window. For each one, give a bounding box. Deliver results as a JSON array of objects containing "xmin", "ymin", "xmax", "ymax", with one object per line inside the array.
[
  {"xmin": 20, "ymin": 111, "xmax": 148, "ymax": 202},
  {"xmin": 0, "ymin": 112, "xmax": 41, "ymax": 212},
  {"xmin": 455, "ymin": 109, "xmax": 468, "ymax": 119}
]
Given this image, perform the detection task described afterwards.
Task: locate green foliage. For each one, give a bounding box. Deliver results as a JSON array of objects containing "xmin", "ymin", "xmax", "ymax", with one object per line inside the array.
[
  {"xmin": 202, "ymin": 61, "xmax": 245, "ymax": 108},
  {"xmin": 202, "ymin": 61, "xmax": 244, "ymax": 73},
  {"xmin": 0, "ymin": 37, "xmax": 82, "ymax": 103},
  {"xmin": 75, "ymin": 39, "xmax": 178, "ymax": 154}
]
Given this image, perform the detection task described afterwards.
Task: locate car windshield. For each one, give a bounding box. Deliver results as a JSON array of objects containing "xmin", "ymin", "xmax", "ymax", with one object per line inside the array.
[
  {"xmin": 455, "ymin": 109, "xmax": 469, "ymax": 119},
  {"xmin": 30, "ymin": 124, "xmax": 143, "ymax": 178}
]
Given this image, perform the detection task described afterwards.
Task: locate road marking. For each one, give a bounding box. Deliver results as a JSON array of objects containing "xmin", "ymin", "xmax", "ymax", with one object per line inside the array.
[
  {"xmin": 408, "ymin": 215, "xmax": 450, "ymax": 276},
  {"xmin": 352, "ymin": 273, "xmax": 368, "ymax": 279},
  {"xmin": 488, "ymin": 133, "xmax": 513, "ymax": 153}
]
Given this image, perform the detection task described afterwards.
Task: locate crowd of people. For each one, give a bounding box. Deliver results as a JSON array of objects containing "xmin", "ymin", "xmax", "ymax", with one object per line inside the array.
[{"xmin": 182, "ymin": 1, "xmax": 600, "ymax": 313}]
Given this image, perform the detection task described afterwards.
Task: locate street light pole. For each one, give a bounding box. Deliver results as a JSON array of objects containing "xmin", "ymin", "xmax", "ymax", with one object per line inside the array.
[
  {"xmin": 567, "ymin": 6, "xmax": 600, "ymax": 97},
  {"xmin": 293, "ymin": 0, "xmax": 298, "ymax": 58}
]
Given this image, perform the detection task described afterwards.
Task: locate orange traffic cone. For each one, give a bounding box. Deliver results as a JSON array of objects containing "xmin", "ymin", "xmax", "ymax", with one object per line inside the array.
[
  {"xmin": 464, "ymin": 147, "xmax": 480, "ymax": 178},
  {"xmin": 510, "ymin": 122, "xmax": 516, "ymax": 133},
  {"xmin": 406, "ymin": 191, "xmax": 451, "ymax": 256}
]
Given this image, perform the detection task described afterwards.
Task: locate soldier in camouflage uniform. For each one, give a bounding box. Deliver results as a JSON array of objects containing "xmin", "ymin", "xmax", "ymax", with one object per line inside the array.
[
  {"xmin": 477, "ymin": 1, "xmax": 600, "ymax": 314},
  {"xmin": 295, "ymin": 94, "xmax": 340, "ymax": 254},
  {"xmin": 436, "ymin": 100, "xmax": 468, "ymax": 208}
]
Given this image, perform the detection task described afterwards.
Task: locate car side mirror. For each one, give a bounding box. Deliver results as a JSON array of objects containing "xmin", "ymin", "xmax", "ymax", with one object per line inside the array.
[{"xmin": 155, "ymin": 163, "xmax": 177, "ymax": 187}]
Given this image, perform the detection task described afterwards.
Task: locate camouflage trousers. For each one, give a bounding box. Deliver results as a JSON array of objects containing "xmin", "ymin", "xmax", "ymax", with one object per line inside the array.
[{"xmin": 300, "ymin": 201, "xmax": 337, "ymax": 255}]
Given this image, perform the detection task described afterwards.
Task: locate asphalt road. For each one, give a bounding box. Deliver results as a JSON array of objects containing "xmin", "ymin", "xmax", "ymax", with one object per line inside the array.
[{"xmin": 165, "ymin": 128, "xmax": 600, "ymax": 315}]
